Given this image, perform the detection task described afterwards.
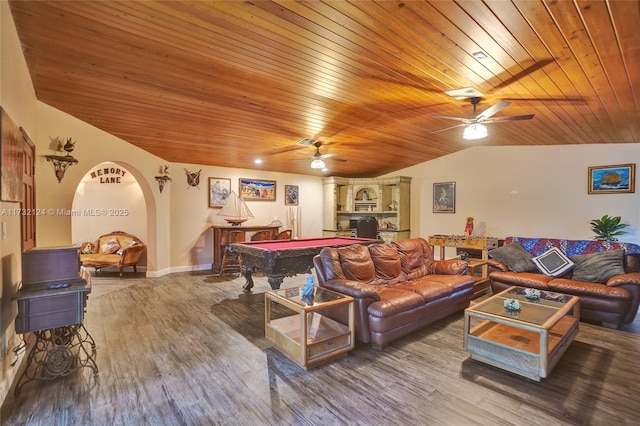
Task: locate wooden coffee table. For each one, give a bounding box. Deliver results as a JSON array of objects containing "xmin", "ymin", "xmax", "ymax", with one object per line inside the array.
[{"xmin": 463, "ymin": 286, "xmax": 579, "ymax": 381}]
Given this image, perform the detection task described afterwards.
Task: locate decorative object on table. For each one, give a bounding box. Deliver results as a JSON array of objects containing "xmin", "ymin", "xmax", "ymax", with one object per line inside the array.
[
  {"xmin": 155, "ymin": 165, "xmax": 172, "ymax": 193},
  {"xmin": 209, "ymin": 177, "xmax": 231, "ymax": 208},
  {"xmin": 217, "ymin": 190, "xmax": 254, "ymax": 225},
  {"xmin": 589, "ymin": 214, "xmax": 629, "ymax": 241},
  {"xmin": 524, "ymin": 288, "xmax": 541, "ymax": 301},
  {"xmin": 285, "ymin": 184, "xmax": 299, "ymax": 206},
  {"xmin": 388, "ymin": 200, "xmax": 398, "ymax": 211},
  {"xmin": 184, "ymin": 168, "xmax": 201, "ymax": 189},
  {"xmin": 464, "ymin": 216, "xmax": 474, "ymax": 236},
  {"xmin": 459, "ymin": 251, "xmax": 469, "ymax": 261},
  {"xmin": 503, "ymin": 298, "xmax": 521, "ymax": 311},
  {"xmin": 43, "ymin": 136, "xmax": 78, "ymax": 184},
  {"xmin": 301, "ymin": 276, "xmax": 315, "ymax": 296},
  {"xmin": 239, "ymin": 178, "xmax": 276, "ymax": 201},
  {"xmin": 587, "ymin": 164, "xmax": 635, "ymax": 194},
  {"xmin": 433, "ymin": 182, "xmax": 455, "ymax": 213}
]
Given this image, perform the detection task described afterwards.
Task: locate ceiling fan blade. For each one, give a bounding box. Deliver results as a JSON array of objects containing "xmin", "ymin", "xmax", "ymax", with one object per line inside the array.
[
  {"xmin": 475, "ymin": 100, "xmax": 511, "ymax": 121},
  {"xmin": 318, "ymin": 152, "xmax": 338, "ymax": 160},
  {"xmin": 484, "ymin": 114, "xmax": 535, "ymax": 123},
  {"xmin": 431, "ymin": 114, "xmax": 471, "ymax": 123},
  {"xmin": 429, "ymin": 123, "xmax": 467, "ymax": 134}
]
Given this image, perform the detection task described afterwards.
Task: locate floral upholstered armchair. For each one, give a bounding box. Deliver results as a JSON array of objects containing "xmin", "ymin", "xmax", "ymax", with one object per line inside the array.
[{"xmin": 80, "ymin": 231, "xmax": 146, "ymax": 277}]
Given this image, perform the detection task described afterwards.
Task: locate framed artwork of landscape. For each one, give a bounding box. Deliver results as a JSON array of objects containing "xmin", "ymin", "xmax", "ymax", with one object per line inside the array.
[
  {"xmin": 588, "ymin": 164, "xmax": 635, "ymax": 194},
  {"xmin": 433, "ymin": 182, "xmax": 455, "ymax": 213}
]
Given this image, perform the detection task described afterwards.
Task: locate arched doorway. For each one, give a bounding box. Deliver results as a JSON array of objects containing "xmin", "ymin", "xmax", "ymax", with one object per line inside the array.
[{"xmin": 71, "ymin": 161, "xmax": 149, "ymax": 271}]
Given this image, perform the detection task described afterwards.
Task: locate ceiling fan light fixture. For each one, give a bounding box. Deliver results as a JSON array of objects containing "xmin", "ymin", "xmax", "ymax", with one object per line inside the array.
[
  {"xmin": 311, "ymin": 158, "xmax": 326, "ymax": 169},
  {"xmin": 463, "ymin": 123, "xmax": 488, "ymax": 140}
]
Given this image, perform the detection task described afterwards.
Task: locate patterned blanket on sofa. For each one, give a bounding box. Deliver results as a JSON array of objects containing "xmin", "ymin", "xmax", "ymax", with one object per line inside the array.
[{"xmin": 505, "ymin": 237, "xmax": 640, "ymax": 257}]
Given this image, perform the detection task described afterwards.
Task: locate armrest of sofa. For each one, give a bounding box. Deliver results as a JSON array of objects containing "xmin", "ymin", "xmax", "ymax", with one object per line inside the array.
[
  {"xmin": 321, "ymin": 279, "xmax": 381, "ymax": 300},
  {"xmin": 607, "ymin": 272, "xmax": 640, "ymax": 288},
  {"xmin": 431, "ymin": 258, "xmax": 468, "ymax": 275},
  {"xmin": 120, "ymin": 243, "xmax": 145, "ymax": 265},
  {"xmin": 487, "ymin": 258, "xmax": 510, "ymax": 272}
]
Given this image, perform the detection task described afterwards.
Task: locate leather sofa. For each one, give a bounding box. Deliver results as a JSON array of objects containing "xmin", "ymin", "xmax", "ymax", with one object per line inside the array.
[
  {"xmin": 80, "ymin": 231, "xmax": 146, "ymax": 277},
  {"xmin": 313, "ymin": 237, "xmax": 475, "ymax": 348},
  {"xmin": 488, "ymin": 237, "xmax": 640, "ymax": 327}
]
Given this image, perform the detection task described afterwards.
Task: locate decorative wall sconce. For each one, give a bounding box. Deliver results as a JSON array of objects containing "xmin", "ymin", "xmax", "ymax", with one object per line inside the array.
[
  {"xmin": 155, "ymin": 165, "xmax": 172, "ymax": 193},
  {"xmin": 43, "ymin": 137, "xmax": 78, "ymax": 183}
]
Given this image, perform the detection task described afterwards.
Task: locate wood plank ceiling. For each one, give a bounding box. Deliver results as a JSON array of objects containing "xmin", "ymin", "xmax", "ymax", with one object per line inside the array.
[{"xmin": 8, "ymin": 1, "xmax": 640, "ymax": 177}]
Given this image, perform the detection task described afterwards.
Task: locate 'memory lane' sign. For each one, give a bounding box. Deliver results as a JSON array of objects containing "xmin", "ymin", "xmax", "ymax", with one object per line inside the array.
[{"xmin": 90, "ymin": 167, "xmax": 127, "ymax": 184}]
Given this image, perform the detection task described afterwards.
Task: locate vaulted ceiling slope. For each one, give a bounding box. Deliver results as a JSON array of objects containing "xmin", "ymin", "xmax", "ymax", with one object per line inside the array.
[{"xmin": 9, "ymin": 1, "xmax": 640, "ymax": 177}]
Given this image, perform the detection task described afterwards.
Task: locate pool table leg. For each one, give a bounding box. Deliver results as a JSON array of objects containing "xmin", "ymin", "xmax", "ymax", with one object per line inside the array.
[
  {"xmin": 241, "ymin": 267, "xmax": 254, "ymax": 292},
  {"xmin": 267, "ymin": 275, "xmax": 284, "ymax": 290}
]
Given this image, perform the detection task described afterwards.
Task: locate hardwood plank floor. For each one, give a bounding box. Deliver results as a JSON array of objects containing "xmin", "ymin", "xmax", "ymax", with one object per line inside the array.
[{"xmin": 2, "ymin": 271, "xmax": 639, "ymax": 425}]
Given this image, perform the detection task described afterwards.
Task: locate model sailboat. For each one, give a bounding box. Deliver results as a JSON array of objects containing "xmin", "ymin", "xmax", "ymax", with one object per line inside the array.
[{"xmin": 217, "ymin": 190, "xmax": 254, "ymax": 226}]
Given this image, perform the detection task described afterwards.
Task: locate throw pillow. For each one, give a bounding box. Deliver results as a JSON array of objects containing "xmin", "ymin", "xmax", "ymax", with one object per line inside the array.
[
  {"xmin": 488, "ymin": 243, "xmax": 536, "ymax": 272},
  {"xmin": 116, "ymin": 240, "xmax": 138, "ymax": 255},
  {"xmin": 101, "ymin": 238, "xmax": 121, "ymax": 255},
  {"xmin": 531, "ymin": 247, "xmax": 574, "ymax": 277},
  {"xmin": 571, "ymin": 249, "xmax": 625, "ymax": 283}
]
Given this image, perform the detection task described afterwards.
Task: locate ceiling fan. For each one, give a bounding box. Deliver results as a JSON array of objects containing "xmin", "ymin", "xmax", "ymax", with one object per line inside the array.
[
  {"xmin": 310, "ymin": 141, "xmax": 339, "ymax": 169},
  {"xmin": 430, "ymin": 97, "xmax": 534, "ymax": 140}
]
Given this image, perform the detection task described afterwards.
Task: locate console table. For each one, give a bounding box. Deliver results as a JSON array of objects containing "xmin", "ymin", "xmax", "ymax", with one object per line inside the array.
[
  {"xmin": 428, "ymin": 235, "xmax": 499, "ymax": 297},
  {"xmin": 210, "ymin": 224, "xmax": 280, "ymax": 272}
]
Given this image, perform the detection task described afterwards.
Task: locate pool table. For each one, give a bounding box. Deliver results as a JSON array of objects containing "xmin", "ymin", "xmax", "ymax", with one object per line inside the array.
[{"xmin": 231, "ymin": 237, "xmax": 379, "ymax": 292}]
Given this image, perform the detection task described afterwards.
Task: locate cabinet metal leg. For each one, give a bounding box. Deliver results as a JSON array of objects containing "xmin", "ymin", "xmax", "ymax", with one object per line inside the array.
[{"xmin": 14, "ymin": 324, "xmax": 98, "ymax": 396}]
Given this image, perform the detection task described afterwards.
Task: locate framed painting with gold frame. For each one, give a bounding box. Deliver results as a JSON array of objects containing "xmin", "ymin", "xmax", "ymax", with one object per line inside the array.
[{"xmin": 588, "ymin": 164, "xmax": 635, "ymax": 194}]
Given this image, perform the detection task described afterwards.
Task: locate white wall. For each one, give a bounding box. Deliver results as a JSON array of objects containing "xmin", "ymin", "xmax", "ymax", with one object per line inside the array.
[
  {"xmin": 393, "ymin": 144, "xmax": 640, "ymax": 257},
  {"xmin": 0, "ymin": 0, "xmax": 38, "ymax": 403},
  {"xmin": 169, "ymin": 163, "xmax": 323, "ymax": 270}
]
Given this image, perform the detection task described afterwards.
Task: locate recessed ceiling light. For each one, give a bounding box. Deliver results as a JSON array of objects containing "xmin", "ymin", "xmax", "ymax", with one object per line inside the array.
[
  {"xmin": 472, "ymin": 51, "xmax": 488, "ymax": 59},
  {"xmin": 254, "ymin": 159, "xmax": 263, "ymax": 164}
]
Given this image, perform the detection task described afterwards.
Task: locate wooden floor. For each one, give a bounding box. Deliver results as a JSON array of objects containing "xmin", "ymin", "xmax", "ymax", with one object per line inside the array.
[{"xmin": 2, "ymin": 271, "xmax": 640, "ymax": 425}]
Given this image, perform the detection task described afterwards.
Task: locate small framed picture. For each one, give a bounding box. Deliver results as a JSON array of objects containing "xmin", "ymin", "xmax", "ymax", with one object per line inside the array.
[
  {"xmin": 433, "ymin": 182, "xmax": 455, "ymax": 213},
  {"xmin": 285, "ymin": 185, "xmax": 299, "ymax": 206},
  {"xmin": 208, "ymin": 177, "xmax": 231, "ymax": 208},
  {"xmin": 239, "ymin": 178, "xmax": 276, "ymax": 201},
  {"xmin": 588, "ymin": 164, "xmax": 635, "ymax": 194}
]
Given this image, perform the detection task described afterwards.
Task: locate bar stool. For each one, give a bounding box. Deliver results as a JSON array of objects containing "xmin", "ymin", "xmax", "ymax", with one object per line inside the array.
[
  {"xmin": 274, "ymin": 230, "xmax": 292, "ymax": 240},
  {"xmin": 219, "ymin": 230, "xmax": 246, "ymax": 275},
  {"xmin": 250, "ymin": 230, "xmax": 274, "ymax": 241}
]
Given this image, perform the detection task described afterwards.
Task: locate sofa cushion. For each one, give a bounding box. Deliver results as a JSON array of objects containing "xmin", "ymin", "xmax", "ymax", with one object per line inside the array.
[
  {"xmin": 394, "ymin": 238, "xmax": 433, "ymax": 279},
  {"xmin": 488, "ymin": 243, "xmax": 536, "ymax": 272},
  {"xmin": 570, "ymin": 249, "xmax": 625, "ymax": 283},
  {"xmin": 101, "ymin": 238, "xmax": 121, "ymax": 254},
  {"xmin": 367, "ymin": 287, "xmax": 425, "ymax": 317},
  {"xmin": 369, "ymin": 243, "xmax": 406, "ymax": 285},
  {"xmin": 531, "ymin": 247, "xmax": 574, "ymax": 277},
  {"xmin": 337, "ymin": 244, "xmax": 376, "ymax": 283}
]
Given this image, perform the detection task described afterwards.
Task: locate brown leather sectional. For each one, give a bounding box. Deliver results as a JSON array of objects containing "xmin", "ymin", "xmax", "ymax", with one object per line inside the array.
[
  {"xmin": 313, "ymin": 237, "xmax": 475, "ymax": 348},
  {"xmin": 488, "ymin": 237, "xmax": 640, "ymax": 328}
]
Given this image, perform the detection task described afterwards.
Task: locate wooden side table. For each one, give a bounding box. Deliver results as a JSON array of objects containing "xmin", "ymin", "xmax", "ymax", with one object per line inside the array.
[
  {"xmin": 265, "ymin": 287, "xmax": 354, "ymax": 369},
  {"xmin": 428, "ymin": 235, "xmax": 499, "ymax": 298}
]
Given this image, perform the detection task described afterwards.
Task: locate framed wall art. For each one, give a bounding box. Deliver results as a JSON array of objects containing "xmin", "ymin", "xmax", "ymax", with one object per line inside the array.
[
  {"xmin": 284, "ymin": 185, "xmax": 299, "ymax": 206},
  {"xmin": 588, "ymin": 164, "xmax": 635, "ymax": 194},
  {"xmin": 433, "ymin": 182, "xmax": 455, "ymax": 213},
  {"xmin": 208, "ymin": 177, "xmax": 231, "ymax": 208},
  {"xmin": 239, "ymin": 178, "xmax": 276, "ymax": 201},
  {"xmin": 1, "ymin": 107, "xmax": 24, "ymax": 202}
]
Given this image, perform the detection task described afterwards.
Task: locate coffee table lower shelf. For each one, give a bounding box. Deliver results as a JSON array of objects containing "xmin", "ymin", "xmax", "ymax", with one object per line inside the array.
[
  {"xmin": 266, "ymin": 313, "xmax": 352, "ymax": 369},
  {"xmin": 465, "ymin": 315, "xmax": 578, "ymax": 381}
]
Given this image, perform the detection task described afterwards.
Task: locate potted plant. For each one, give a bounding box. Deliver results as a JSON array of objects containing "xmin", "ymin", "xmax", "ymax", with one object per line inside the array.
[{"xmin": 589, "ymin": 215, "xmax": 629, "ymax": 241}]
